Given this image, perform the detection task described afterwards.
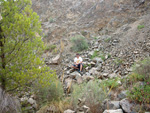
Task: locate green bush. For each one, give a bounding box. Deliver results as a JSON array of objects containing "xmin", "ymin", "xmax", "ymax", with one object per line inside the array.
[
  {"xmin": 137, "ymin": 25, "xmax": 144, "ymax": 30},
  {"xmin": 32, "ymin": 79, "xmax": 64, "ymax": 106},
  {"xmin": 101, "ymin": 77, "xmax": 120, "ymax": 89},
  {"xmin": 71, "ymin": 35, "xmax": 88, "ymax": 52},
  {"xmin": 71, "ymin": 80, "xmax": 106, "ymax": 113},
  {"xmin": 127, "ymin": 58, "xmax": 150, "ymax": 103}
]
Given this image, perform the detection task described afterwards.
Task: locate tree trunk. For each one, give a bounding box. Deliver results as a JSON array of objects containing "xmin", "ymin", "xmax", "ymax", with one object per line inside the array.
[{"xmin": 0, "ymin": 25, "xmax": 6, "ymax": 90}]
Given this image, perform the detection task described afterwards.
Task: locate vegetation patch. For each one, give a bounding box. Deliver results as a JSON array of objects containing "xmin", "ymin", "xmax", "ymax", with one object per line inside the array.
[
  {"xmin": 114, "ymin": 58, "xmax": 124, "ymax": 65},
  {"xmin": 71, "ymin": 80, "xmax": 107, "ymax": 113},
  {"xmin": 91, "ymin": 50, "xmax": 99, "ymax": 59},
  {"xmin": 71, "ymin": 35, "xmax": 88, "ymax": 52},
  {"xmin": 137, "ymin": 25, "xmax": 144, "ymax": 30},
  {"xmin": 127, "ymin": 58, "xmax": 150, "ymax": 104},
  {"xmin": 45, "ymin": 44, "xmax": 57, "ymax": 52},
  {"xmin": 32, "ymin": 79, "xmax": 64, "ymax": 106}
]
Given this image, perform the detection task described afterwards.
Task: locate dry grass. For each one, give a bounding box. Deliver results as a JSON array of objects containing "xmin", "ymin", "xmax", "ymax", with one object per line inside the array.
[{"xmin": 36, "ymin": 98, "xmax": 72, "ymax": 113}]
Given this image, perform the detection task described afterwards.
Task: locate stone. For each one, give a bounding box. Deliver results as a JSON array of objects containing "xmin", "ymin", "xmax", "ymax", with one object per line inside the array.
[
  {"xmin": 120, "ymin": 98, "xmax": 132, "ymax": 113},
  {"xmin": 82, "ymin": 105, "xmax": 90, "ymax": 112},
  {"xmin": 82, "ymin": 75, "xmax": 94, "ymax": 81},
  {"xmin": 51, "ymin": 54, "xmax": 61, "ymax": 65},
  {"xmin": 117, "ymin": 90, "xmax": 127, "ymax": 99},
  {"xmin": 89, "ymin": 68, "xmax": 99, "ymax": 76},
  {"xmin": 90, "ymin": 61, "xmax": 96, "ymax": 67},
  {"xmin": 103, "ymin": 73, "xmax": 109, "ymax": 77},
  {"xmin": 28, "ymin": 98, "xmax": 36, "ymax": 105},
  {"xmin": 92, "ymin": 57, "xmax": 103, "ymax": 63},
  {"xmin": 111, "ymin": 101, "xmax": 120, "ymax": 109},
  {"xmin": 64, "ymin": 78, "xmax": 73, "ymax": 92},
  {"xmin": 97, "ymin": 64, "xmax": 102, "ymax": 71},
  {"xmin": 103, "ymin": 109, "xmax": 123, "ymax": 113},
  {"xmin": 70, "ymin": 71, "xmax": 81, "ymax": 79},
  {"xmin": 76, "ymin": 75, "xmax": 83, "ymax": 84},
  {"xmin": 64, "ymin": 109, "xmax": 75, "ymax": 113},
  {"xmin": 102, "ymin": 100, "xmax": 115, "ymax": 110},
  {"xmin": 108, "ymin": 73, "xmax": 118, "ymax": 78}
]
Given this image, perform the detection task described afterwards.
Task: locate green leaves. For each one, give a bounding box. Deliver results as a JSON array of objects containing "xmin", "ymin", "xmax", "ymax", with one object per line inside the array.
[{"xmin": 0, "ymin": 0, "xmax": 56, "ymax": 92}]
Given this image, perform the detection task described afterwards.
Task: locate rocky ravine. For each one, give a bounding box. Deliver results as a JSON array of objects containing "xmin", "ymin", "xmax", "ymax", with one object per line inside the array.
[{"xmin": 28, "ymin": 0, "xmax": 150, "ymax": 112}]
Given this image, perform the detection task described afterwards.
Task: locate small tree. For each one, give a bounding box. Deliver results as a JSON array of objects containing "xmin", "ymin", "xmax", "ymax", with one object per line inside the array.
[{"xmin": 0, "ymin": 0, "xmax": 55, "ymax": 91}]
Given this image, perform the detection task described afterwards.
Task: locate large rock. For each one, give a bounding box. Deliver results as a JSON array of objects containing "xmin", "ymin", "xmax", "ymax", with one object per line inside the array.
[
  {"xmin": 103, "ymin": 100, "xmax": 120, "ymax": 110},
  {"xmin": 76, "ymin": 75, "xmax": 83, "ymax": 84},
  {"xmin": 82, "ymin": 75, "xmax": 94, "ymax": 81},
  {"xmin": 70, "ymin": 71, "xmax": 81, "ymax": 79},
  {"xmin": 64, "ymin": 109, "xmax": 75, "ymax": 113},
  {"xmin": 103, "ymin": 109, "xmax": 123, "ymax": 113},
  {"xmin": 120, "ymin": 99, "xmax": 132, "ymax": 113},
  {"xmin": 64, "ymin": 78, "xmax": 73, "ymax": 93},
  {"xmin": 50, "ymin": 54, "xmax": 61, "ymax": 65}
]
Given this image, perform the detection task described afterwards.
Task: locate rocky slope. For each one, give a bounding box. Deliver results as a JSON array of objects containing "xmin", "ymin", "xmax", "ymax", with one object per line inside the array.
[{"xmin": 30, "ymin": 0, "xmax": 150, "ymax": 112}]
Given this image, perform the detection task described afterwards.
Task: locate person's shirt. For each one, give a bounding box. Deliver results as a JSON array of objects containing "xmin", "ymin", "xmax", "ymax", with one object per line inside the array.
[{"xmin": 74, "ymin": 57, "xmax": 83, "ymax": 64}]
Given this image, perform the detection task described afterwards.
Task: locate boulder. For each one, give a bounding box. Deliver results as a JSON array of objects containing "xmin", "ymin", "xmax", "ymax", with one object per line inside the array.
[
  {"xmin": 70, "ymin": 71, "xmax": 81, "ymax": 79},
  {"xmin": 111, "ymin": 101, "xmax": 120, "ymax": 109},
  {"xmin": 117, "ymin": 90, "xmax": 127, "ymax": 99},
  {"xmin": 50, "ymin": 54, "xmax": 61, "ymax": 65},
  {"xmin": 82, "ymin": 75, "xmax": 94, "ymax": 81},
  {"xmin": 103, "ymin": 109, "xmax": 123, "ymax": 113},
  {"xmin": 120, "ymin": 99, "xmax": 132, "ymax": 113},
  {"xmin": 64, "ymin": 109, "xmax": 75, "ymax": 113},
  {"xmin": 76, "ymin": 75, "xmax": 83, "ymax": 84}
]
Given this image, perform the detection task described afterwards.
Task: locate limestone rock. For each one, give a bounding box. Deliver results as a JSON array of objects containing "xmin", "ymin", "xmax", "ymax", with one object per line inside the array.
[
  {"xmin": 120, "ymin": 99, "xmax": 132, "ymax": 113},
  {"xmin": 64, "ymin": 109, "xmax": 75, "ymax": 113},
  {"xmin": 50, "ymin": 54, "xmax": 61, "ymax": 65},
  {"xmin": 103, "ymin": 109, "xmax": 123, "ymax": 113}
]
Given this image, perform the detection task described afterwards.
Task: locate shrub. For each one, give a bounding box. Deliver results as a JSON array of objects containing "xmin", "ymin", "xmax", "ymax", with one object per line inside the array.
[
  {"xmin": 71, "ymin": 80, "xmax": 107, "ymax": 113},
  {"xmin": 137, "ymin": 25, "xmax": 144, "ymax": 30},
  {"xmin": 45, "ymin": 44, "xmax": 56, "ymax": 52},
  {"xmin": 101, "ymin": 77, "xmax": 120, "ymax": 89},
  {"xmin": 71, "ymin": 35, "xmax": 88, "ymax": 52},
  {"xmin": 32, "ymin": 79, "xmax": 64, "ymax": 106},
  {"xmin": 127, "ymin": 58, "xmax": 150, "ymax": 103}
]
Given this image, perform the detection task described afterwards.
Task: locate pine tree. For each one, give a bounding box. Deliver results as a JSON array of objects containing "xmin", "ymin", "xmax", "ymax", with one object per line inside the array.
[{"xmin": 0, "ymin": 0, "xmax": 55, "ymax": 91}]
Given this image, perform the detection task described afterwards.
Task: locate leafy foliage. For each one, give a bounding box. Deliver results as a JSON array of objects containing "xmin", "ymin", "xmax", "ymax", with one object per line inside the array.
[
  {"xmin": 71, "ymin": 35, "xmax": 88, "ymax": 52},
  {"xmin": 127, "ymin": 58, "xmax": 150, "ymax": 103},
  {"xmin": 0, "ymin": 0, "xmax": 55, "ymax": 91}
]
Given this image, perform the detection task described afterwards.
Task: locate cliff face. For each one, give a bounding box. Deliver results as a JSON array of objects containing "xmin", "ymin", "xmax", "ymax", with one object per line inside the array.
[{"xmin": 31, "ymin": 0, "xmax": 150, "ymax": 41}]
